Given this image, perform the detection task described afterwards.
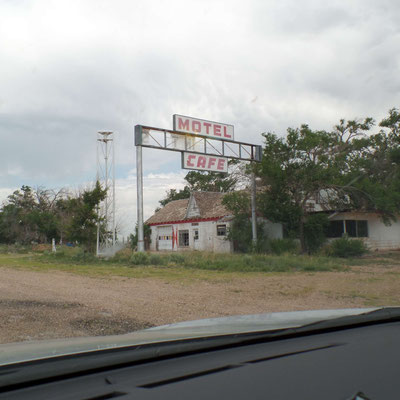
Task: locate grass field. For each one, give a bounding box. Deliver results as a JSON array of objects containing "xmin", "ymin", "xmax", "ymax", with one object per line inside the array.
[
  {"xmin": 0, "ymin": 245, "xmax": 354, "ymax": 281},
  {"xmin": 1, "ymin": 244, "xmax": 399, "ymax": 279}
]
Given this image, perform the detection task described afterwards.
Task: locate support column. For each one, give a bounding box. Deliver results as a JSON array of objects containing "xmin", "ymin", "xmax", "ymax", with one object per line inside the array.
[
  {"xmin": 136, "ymin": 145, "xmax": 145, "ymax": 252},
  {"xmin": 251, "ymin": 170, "xmax": 257, "ymax": 246}
]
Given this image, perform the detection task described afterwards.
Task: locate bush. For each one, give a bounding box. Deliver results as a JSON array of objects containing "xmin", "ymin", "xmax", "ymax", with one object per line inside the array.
[
  {"xmin": 329, "ymin": 236, "xmax": 368, "ymax": 258},
  {"xmin": 130, "ymin": 252, "xmax": 150, "ymax": 265},
  {"xmin": 167, "ymin": 253, "xmax": 186, "ymax": 265},
  {"xmin": 267, "ymin": 238, "xmax": 298, "ymax": 255},
  {"xmin": 148, "ymin": 254, "xmax": 164, "ymax": 265}
]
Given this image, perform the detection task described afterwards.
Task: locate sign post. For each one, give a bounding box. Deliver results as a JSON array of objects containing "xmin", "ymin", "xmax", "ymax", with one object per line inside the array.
[{"xmin": 136, "ymin": 144, "xmax": 144, "ymax": 252}]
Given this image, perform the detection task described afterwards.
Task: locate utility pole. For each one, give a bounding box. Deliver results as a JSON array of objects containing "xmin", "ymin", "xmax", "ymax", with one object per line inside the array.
[{"xmin": 96, "ymin": 131, "xmax": 116, "ymax": 256}]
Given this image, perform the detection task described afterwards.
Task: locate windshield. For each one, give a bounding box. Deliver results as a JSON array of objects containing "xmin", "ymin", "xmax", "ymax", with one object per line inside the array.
[{"xmin": 1, "ymin": 0, "xmax": 400, "ymax": 359}]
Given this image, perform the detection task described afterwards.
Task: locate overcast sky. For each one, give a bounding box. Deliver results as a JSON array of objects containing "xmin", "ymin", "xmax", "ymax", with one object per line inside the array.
[{"xmin": 1, "ymin": 0, "xmax": 399, "ymax": 236}]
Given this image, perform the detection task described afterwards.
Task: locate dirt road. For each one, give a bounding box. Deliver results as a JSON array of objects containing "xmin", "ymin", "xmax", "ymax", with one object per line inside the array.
[{"xmin": 1, "ymin": 263, "xmax": 399, "ymax": 343}]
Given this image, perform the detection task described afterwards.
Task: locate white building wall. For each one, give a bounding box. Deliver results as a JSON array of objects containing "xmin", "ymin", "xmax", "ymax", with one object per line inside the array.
[
  {"xmin": 329, "ymin": 213, "xmax": 400, "ymax": 250},
  {"xmin": 149, "ymin": 220, "xmax": 232, "ymax": 253}
]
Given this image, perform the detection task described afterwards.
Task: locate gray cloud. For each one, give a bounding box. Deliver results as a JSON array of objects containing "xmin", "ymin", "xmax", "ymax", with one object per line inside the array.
[{"xmin": 1, "ymin": 0, "xmax": 399, "ymax": 215}]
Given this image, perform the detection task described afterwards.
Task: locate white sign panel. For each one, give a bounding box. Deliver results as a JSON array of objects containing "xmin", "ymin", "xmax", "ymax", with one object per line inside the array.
[
  {"xmin": 173, "ymin": 114, "xmax": 234, "ymax": 140},
  {"xmin": 182, "ymin": 152, "xmax": 228, "ymax": 173}
]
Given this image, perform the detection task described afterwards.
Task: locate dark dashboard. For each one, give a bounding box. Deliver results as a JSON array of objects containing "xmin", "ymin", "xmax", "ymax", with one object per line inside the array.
[{"xmin": 1, "ymin": 319, "xmax": 399, "ymax": 399}]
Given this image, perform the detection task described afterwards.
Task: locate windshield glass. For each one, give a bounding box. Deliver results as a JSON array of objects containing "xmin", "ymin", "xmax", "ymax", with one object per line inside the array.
[{"xmin": 1, "ymin": 0, "xmax": 399, "ymax": 359}]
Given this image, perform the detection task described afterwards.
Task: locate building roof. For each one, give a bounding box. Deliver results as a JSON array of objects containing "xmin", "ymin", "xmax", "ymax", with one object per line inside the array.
[{"xmin": 145, "ymin": 192, "xmax": 231, "ymax": 225}]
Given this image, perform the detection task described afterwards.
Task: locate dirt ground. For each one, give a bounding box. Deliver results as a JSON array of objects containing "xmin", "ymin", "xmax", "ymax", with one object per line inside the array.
[{"xmin": 1, "ymin": 262, "xmax": 400, "ymax": 343}]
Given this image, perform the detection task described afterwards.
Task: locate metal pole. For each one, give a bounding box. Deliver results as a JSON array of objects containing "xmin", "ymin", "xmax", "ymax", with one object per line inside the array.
[
  {"xmin": 136, "ymin": 145, "xmax": 145, "ymax": 252},
  {"xmin": 96, "ymin": 141, "xmax": 100, "ymax": 256},
  {"xmin": 105, "ymin": 140, "xmax": 108, "ymax": 239},
  {"xmin": 112, "ymin": 136, "xmax": 116, "ymax": 246},
  {"xmin": 251, "ymin": 170, "xmax": 257, "ymax": 246}
]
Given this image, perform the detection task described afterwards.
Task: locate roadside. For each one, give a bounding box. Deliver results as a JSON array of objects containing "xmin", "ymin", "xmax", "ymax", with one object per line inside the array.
[{"xmin": 1, "ymin": 251, "xmax": 400, "ymax": 343}]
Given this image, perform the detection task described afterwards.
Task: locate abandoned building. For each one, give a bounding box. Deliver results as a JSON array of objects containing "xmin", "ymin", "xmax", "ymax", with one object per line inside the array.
[{"xmin": 145, "ymin": 191, "xmax": 282, "ymax": 253}]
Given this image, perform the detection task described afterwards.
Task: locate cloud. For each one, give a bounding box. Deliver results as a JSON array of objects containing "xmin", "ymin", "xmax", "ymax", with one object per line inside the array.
[
  {"xmin": 0, "ymin": 0, "xmax": 399, "ymax": 203},
  {"xmin": 114, "ymin": 171, "xmax": 187, "ymax": 237}
]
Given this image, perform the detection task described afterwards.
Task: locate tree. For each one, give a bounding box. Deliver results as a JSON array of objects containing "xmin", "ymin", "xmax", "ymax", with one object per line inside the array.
[
  {"xmin": 0, "ymin": 182, "xmax": 106, "ymax": 251},
  {"xmin": 345, "ymin": 109, "xmax": 400, "ymax": 223},
  {"xmin": 159, "ymin": 162, "xmax": 239, "ymax": 207},
  {"xmin": 159, "ymin": 187, "xmax": 191, "ymax": 207},
  {"xmin": 222, "ymin": 191, "xmax": 267, "ymax": 253},
  {"xmin": 61, "ymin": 181, "xmax": 107, "ymax": 251},
  {"xmin": 254, "ymin": 119, "xmax": 374, "ymax": 253}
]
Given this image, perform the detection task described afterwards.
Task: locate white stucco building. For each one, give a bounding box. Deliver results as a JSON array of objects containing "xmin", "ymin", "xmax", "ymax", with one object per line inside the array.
[
  {"xmin": 146, "ymin": 192, "xmax": 282, "ymax": 253},
  {"xmin": 326, "ymin": 211, "xmax": 400, "ymax": 251},
  {"xmin": 305, "ymin": 193, "xmax": 400, "ymax": 250}
]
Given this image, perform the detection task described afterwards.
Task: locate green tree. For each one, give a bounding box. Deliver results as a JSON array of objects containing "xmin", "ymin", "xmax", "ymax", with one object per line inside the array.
[
  {"xmin": 255, "ymin": 119, "xmax": 374, "ymax": 253},
  {"xmin": 63, "ymin": 181, "xmax": 107, "ymax": 251},
  {"xmin": 222, "ymin": 191, "xmax": 266, "ymax": 253},
  {"xmin": 159, "ymin": 187, "xmax": 191, "ymax": 207},
  {"xmin": 159, "ymin": 163, "xmax": 238, "ymax": 207}
]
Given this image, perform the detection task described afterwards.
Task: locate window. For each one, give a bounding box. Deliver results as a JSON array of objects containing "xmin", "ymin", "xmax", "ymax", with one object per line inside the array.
[
  {"xmin": 327, "ymin": 220, "xmax": 368, "ymax": 238},
  {"xmin": 356, "ymin": 220, "xmax": 368, "ymax": 237},
  {"xmin": 193, "ymin": 230, "xmax": 199, "ymax": 240},
  {"xmin": 217, "ymin": 224, "xmax": 227, "ymax": 236},
  {"xmin": 179, "ymin": 230, "xmax": 189, "ymax": 247},
  {"xmin": 326, "ymin": 221, "xmax": 344, "ymax": 238},
  {"xmin": 191, "ymin": 223, "xmax": 199, "ymax": 226}
]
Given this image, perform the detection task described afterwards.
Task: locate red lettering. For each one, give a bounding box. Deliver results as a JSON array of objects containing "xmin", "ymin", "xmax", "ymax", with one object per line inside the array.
[
  {"xmin": 178, "ymin": 118, "xmax": 189, "ymax": 131},
  {"xmin": 217, "ymin": 158, "xmax": 226, "ymax": 170},
  {"xmin": 197, "ymin": 156, "xmax": 206, "ymax": 168},
  {"xmin": 187, "ymin": 154, "xmax": 196, "ymax": 167},
  {"xmin": 192, "ymin": 121, "xmax": 201, "ymax": 132},
  {"xmin": 223, "ymin": 126, "xmax": 231, "ymax": 138},
  {"xmin": 203, "ymin": 122, "xmax": 211, "ymax": 134},
  {"xmin": 208, "ymin": 157, "xmax": 216, "ymax": 169},
  {"xmin": 213, "ymin": 124, "xmax": 221, "ymax": 136}
]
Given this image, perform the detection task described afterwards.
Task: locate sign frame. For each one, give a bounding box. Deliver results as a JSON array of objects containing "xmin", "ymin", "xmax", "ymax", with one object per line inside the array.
[{"xmin": 135, "ymin": 125, "xmax": 262, "ymax": 163}]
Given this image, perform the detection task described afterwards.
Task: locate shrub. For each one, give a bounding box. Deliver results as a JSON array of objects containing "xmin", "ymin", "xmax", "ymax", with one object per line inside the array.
[
  {"xmin": 167, "ymin": 253, "xmax": 186, "ymax": 265},
  {"xmin": 329, "ymin": 236, "xmax": 368, "ymax": 258},
  {"xmin": 267, "ymin": 238, "xmax": 298, "ymax": 255},
  {"xmin": 130, "ymin": 252, "xmax": 150, "ymax": 265},
  {"xmin": 148, "ymin": 254, "xmax": 164, "ymax": 265}
]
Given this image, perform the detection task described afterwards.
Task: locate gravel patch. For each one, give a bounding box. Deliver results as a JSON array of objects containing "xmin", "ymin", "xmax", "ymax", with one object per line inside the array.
[{"xmin": 1, "ymin": 262, "xmax": 399, "ymax": 343}]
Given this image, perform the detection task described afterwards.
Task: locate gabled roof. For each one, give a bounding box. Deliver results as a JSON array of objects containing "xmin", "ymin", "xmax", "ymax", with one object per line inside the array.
[{"xmin": 146, "ymin": 192, "xmax": 231, "ymax": 225}]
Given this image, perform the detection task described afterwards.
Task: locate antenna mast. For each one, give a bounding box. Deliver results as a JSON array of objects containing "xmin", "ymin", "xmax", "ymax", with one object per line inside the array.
[{"xmin": 96, "ymin": 131, "xmax": 116, "ymax": 256}]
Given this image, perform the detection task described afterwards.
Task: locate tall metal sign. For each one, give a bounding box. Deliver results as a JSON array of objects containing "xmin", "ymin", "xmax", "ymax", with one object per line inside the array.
[
  {"xmin": 96, "ymin": 131, "xmax": 116, "ymax": 256},
  {"xmin": 135, "ymin": 116, "xmax": 262, "ymax": 252}
]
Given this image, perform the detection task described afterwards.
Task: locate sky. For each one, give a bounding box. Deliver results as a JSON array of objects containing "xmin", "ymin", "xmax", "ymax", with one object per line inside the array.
[{"xmin": 1, "ymin": 0, "xmax": 399, "ymax": 237}]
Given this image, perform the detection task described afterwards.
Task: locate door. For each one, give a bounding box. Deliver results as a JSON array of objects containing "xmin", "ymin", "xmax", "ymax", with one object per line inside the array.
[{"xmin": 157, "ymin": 226, "xmax": 173, "ymax": 251}]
